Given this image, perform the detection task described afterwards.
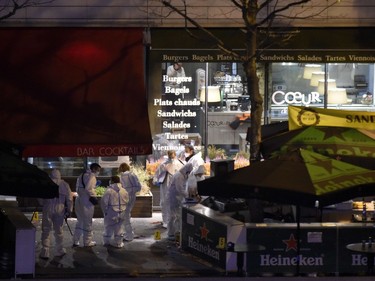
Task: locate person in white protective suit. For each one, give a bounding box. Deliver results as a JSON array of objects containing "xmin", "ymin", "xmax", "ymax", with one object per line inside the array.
[
  {"xmin": 39, "ymin": 169, "xmax": 73, "ymax": 259},
  {"xmin": 72, "ymin": 163, "xmax": 101, "ymax": 247},
  {"xmin": 153, "ymin": 150, "xmax": 184, "ymax": 228},
  {"xmin": 101, "ymin": 175, "xmax": 129, "ymax": 248},
  {"xmin": 187, "ymin": 165, "xmax": 206, "ymax": 200},
  {"xmin": 184, "ymin": 144, "xmax": 204, "ymax": 169},
  {"xmin": 118, "ymin": 162, "xmax": 142, "ymax": 242},
  {"xmin": 167, "ymin": 163, "xmax": 193, "ymax": 240}
]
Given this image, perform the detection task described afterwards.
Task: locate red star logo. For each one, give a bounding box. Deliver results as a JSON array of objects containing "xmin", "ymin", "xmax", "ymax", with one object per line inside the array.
[
  {"xmin": 282, "ymin": 234, "xmax": 298, "ymax": 252},
  {"xmin": 200, "ymin": 223, "xmax": 209, "ymax": 240}
]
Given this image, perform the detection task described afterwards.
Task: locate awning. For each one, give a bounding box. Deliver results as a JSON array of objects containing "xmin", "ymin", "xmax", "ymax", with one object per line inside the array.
[{"xmin": 0, "ymin": 27, "xmax": 152, "ymax": 157}]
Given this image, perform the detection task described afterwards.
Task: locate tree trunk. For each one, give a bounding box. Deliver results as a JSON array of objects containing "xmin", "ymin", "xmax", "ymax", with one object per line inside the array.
[
  {"xmin": 245, "ymin": 2, "xmax": 264, "ymax": 222},
  {"xmin": 245, "ymin": 3, "xmax": 263, "ymax": 162}
]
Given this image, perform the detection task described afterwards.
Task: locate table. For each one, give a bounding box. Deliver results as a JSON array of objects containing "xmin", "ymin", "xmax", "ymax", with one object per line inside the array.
[
  {"xmin": 226, "ymin": 243, "xmax": 265, "ymax": 276},
  {"xmin": 346, "ymin": 243, "xmax": 375, "ymax": 275}
]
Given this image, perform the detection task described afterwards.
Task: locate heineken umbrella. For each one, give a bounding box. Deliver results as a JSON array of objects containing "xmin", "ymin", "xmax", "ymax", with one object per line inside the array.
[
  {"xmin": 261, "ymin": 121, "xmax": 289, "ymax": 140},
  {"xmin": 245, "ymin": 121, "xmax": 289, "ymax": 143},
  {"xmin": 198, "ymin": 148, "xmax": 375, "ymax": 208},
  {"xmin": 260, "ymin": 126, "xmax": 375, "ymax": 169},
  {"xmin": 0, "ymin": 145, "xmax": 58, "ymax": 199},
  {"xmin": 198, "ymin": 148, "xmax": 375, "ymax": 275}
]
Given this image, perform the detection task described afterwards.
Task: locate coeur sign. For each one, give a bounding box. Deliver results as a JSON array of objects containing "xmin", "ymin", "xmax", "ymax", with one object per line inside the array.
[{"xmin": 272, "ymin": 91, "xmax": 321, "ymax": 105}]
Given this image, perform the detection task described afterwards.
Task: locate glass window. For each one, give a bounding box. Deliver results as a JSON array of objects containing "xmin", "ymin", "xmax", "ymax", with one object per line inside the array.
[
  {"xmin": 31, "ymin": 157, "xmax": 85, "ymax": 177},
  {"xmin": 31, "ymin": 156, "xmax": 133, "ymax": 177},
  {"xmin": 149, "ymin": 62, "xmax": 249, "ymax": 163},
  {"xmin": 270, "ymin": 63, "xmax": 375, "ymax": 122},
  {"xmin": 328, "ymin": 63, "xmax": 373, "ymax": 106}
]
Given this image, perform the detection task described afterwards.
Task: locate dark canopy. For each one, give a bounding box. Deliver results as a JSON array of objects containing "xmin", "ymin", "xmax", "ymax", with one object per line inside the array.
[
  {"xmin": 0, "ymin": 143, "xmax": 58, "ymax": 198},
  {"xmin": 0, "ymin": 28, "xmax": 152, "ymax": 157},
  {"xmin": 198, "ymin": 149, "xmax": 375, "ymax": 208},
  {"xmin": 260, "ymin": 126, "xmax": 375, "ymax": 169}
]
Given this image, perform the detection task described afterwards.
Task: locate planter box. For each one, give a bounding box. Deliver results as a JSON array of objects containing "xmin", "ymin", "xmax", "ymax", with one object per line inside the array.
[
  {"xmin": 131, "ymin": 194, "xmax": 153, "ymax": 218},
  {"xmin": 91, "ymin": 194, "xmax": 153, "ymax": 218}
]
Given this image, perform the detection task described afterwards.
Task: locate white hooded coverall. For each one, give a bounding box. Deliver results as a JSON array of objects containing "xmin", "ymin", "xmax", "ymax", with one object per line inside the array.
[
  {"xmin": 187, "ymin": 151, "xmax": 204, "ymax": 170},
  {"xmin": 73, "ymin": 169, "xmax": 98, "ymax": 246},
  {"xmin": 101, "ymin": 182, "xmax": 129, "ymax": 247},
  {"xmin": 119, "ymin": 171, "xmax": 141, "ymax": 241},
  {"xmin": 40, "ymin": 169, "xmax": 73, "ymax": 258},
  {"xmin": 167, "ymin": 163, "xmax": 193, "ymax": 237},
  {"xmin": 153, "ymin": 157, "xmax": 184, "ymax": 226},
  {"xmin": 187, "ymin": 165, "xmax": 206, "ymax": 198}
]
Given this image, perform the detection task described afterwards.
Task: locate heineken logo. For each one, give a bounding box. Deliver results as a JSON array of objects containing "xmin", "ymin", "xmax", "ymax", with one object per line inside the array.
[
  {"xmin": 187, "ymin": 236, "xmax": 220, "ymax": 260},
  {"xmin": 200, "ymin": 223, "xmax": 210, "ymax": 240},
  {"xmin": 315, "ymin": 175, "xmax": 375, "ymax": 195},
  {"xmin": 300, "ymin": 145, "xmax": 375, "ymax": 158},
  {"xmin": 258, "ymin": 232, "xmax": 325, "ymax": 267},
  {"xmin": 260, "ymin": 254, "xmax": 323, "ymax": 266},
  {"xmin": 350, "ymin": 254, "xmax": 373, "ymax": 266},
  {"xmin": 282, "ymin": 234, "xmax": 298, "ymax": 252}
]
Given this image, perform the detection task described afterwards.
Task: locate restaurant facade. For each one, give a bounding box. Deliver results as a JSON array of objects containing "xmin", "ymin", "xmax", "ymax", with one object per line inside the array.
[
  {"xmin": 1, "ymin": 3, "xmax": 375, "ymax": 277},
  {"xmin": 1, "ymin": 25, "xmax": 374, "ymax": 193},
  {"xmin": 147, "ymin": 27, "xmax": 375, "ymax": 275},
  {"xmin": 148, "ymin": 27, "xmax": 375, "ymax": 160},
  {"xmin": 0, "ymin": 1, "xmax": 373, "ymax": 176}
]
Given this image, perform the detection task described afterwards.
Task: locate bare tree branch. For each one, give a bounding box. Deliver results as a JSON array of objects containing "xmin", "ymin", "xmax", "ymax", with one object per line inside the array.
[
  {"xmin": 257, "ymin": 0, "xmax": 311, "ymax": 26},
  {"xmin": 160, "ymin": 0, "xmax": 340, "ymax": 165},
  {"xmin": 0, "ymin": 0, "xmax": 54, "ymax": 21},
  {"xmin": 162, "ymin": 0, "xmax": 242, "ymax": 60},
  {"xmin": 277, "ymin": 1, "xmax": 340, "ymax": 20},
  {"xmin": 258, "ymin": 0, "xmax": 340, "ymax": 26}
]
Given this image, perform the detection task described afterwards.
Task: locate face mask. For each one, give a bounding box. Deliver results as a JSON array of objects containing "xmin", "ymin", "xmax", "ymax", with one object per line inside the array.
[
  {"xmin": 195, "ymin": 175, "xmax": 204, "ymax": 181},
  {"xmin": 95, "ymin": 172, "xmax": 100, "ymax": 177},
  {"xmin": 184, "ymin": 153, "xmax": 190, "ymax": 158}
]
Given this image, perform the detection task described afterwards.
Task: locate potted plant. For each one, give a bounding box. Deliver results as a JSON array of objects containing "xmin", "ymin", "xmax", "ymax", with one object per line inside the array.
[
  {"xmin": 131, "ymin": 164, "xmax": 152, "ymax": 196},
  {"xmin": 90, "ymin": 164, "xmax": 153, "ymax": 218},
  {"xmin": 130, "ymin": 164, "xmax": 153, "ymax": 217}
]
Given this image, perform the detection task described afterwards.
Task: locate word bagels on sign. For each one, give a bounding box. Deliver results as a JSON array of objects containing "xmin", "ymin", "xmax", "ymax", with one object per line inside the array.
[
  {"xmin": 272, "ymin": 91, "xmax": 321, "ymax": 105},
  {"xmin": 165, "ymin": 85, "xmax": 189, "ymax": 95}
]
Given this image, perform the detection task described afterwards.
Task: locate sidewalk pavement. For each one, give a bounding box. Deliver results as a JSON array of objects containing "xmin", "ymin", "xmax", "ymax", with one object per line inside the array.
[
  {"xmin": 2, "ymin": 210, "xmax": 372, "ymax": 281},
  {"xmin": 31, "ymin": 211, "xmax": 226, "ymax": 279}
]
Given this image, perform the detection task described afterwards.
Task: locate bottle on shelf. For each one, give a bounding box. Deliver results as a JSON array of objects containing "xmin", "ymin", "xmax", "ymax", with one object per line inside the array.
[
  {"xmin": 362, "ymin": 199, "xmax": 367, "ymax": 222},
  {"xmin": 362, "ymin": 240, "xmax": 366, "ymax": 249}
]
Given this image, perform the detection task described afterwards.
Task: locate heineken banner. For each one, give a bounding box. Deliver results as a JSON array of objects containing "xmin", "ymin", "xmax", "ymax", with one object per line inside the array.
[
  {"xmin": 181, "ymin": 206, "xmax": 375, "ymax": 276},
  {"xmin": 288, "ymin": 105, "xmax": 375, "ymax": 131},
  {"xmin": 181, "ymin": 205, "xmax": 246, "ymax": 272},
  {"xmin": 246, "ymin": 223, "xmax": 337, "ymax": 275},
  {"xmin": 337, "ymin": 223, "xmax": 375, "ymax": 275}
]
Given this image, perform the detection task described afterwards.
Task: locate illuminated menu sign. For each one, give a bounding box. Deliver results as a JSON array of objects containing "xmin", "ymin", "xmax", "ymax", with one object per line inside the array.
[{"xmin": 152, "ymin": 65, "xmax": 202, "ymax": 154}]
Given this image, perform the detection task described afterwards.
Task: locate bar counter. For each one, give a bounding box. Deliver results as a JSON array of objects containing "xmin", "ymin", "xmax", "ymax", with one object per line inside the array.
[{"xmin": 181, "ymin": 203, "xmax": 375, "ymax": 276}]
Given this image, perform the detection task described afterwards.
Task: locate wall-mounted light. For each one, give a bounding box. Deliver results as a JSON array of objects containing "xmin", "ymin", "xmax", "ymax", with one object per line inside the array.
[
  {"xmin": 328, "ymin": 88, "xmax": 348, "ymax": 104},
  {"xmin": 317, "ymin": 79, "xmax": 337, "ymax": 94},
  {"xmin": 200, "ymin": 85, "xmax": 221, "ymax": 111},
  {"xmin": 310, "ymin": 72, "xmax": 325, "ymax": 87},
  {"xmin": 303, "ymin": 64, "xmax": 322, "ymax": 79},
  {"xmin": 200, "ymin": 86, "xmax": 221, "ymax": 102}
]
